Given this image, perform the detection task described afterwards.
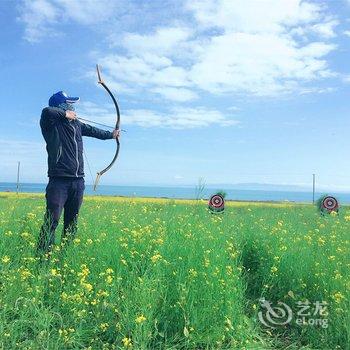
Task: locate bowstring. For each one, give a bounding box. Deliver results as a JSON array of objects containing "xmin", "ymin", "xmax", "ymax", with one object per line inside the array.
[{"xmin": 83, "ymin": 148, "xmax": 95, "ymax": 187}]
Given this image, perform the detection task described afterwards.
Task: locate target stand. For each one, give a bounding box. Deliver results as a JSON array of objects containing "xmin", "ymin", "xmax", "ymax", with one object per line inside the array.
[
  {"xmin": 320, "ymin": 196, "xmax": 339, "ymax": 214},
  {"xmin": 208, "ymin": 194, "xmax": 225, "ymax": 214}
]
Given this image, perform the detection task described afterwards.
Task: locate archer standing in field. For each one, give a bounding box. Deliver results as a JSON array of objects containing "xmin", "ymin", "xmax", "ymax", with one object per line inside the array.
[{"xmin": 37, "ymin": 91, "xmax": 119, "ymax": 255}]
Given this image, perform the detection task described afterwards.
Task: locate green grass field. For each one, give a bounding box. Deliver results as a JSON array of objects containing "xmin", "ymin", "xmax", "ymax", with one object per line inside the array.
[{"xmin": 0, "ymin": 193, "xmax": 349, "ymax": 349}]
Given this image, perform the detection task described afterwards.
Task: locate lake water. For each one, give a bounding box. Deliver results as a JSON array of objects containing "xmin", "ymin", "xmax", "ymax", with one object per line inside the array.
[{"xmin": 1, "ymin": 182, "xmax": 350, "ymax": 204}]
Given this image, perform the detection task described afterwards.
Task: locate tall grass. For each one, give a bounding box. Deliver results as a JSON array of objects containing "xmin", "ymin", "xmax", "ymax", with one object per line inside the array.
[{"xmin": 0, "ymin": 193, "xmax": 348, "ymax": 349}]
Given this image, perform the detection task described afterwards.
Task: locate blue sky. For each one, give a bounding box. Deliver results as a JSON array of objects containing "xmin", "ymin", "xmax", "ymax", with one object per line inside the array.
[{"xmin": 0, "ymin": 0, "xmax": 350, "ymax": 191}]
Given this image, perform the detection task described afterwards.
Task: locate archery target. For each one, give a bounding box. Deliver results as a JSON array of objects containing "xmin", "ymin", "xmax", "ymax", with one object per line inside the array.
[
  {"xmin": 322, "ymin": 196, "xmax": 338, "ymax": 212},
  {"xmin": 209, "ymin": 194, "xmax": 225, "ymax": 212}
]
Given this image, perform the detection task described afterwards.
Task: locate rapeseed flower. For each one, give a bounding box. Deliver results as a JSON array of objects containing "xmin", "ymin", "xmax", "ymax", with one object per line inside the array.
[
  {"xmin": 122, "ymin": 337, "xmax": 132, "ymax": 348},
  {"xmin": 99, "ymin": 323, "xmax": 109, "ymax": 331},
  {"xmin": 333, "ymin": 292, "xmax": 344, "ymax": 303},
  {"xmin": 2, "ymin": 256, "xmax": 10, "ymax": 264},
  {"xmin": 151, "ymin": 254, "xmax": 162, "ymax": 263},
  {"xmin": 135, "ymin": 315, "xmax": 146, "ymax": 323}
]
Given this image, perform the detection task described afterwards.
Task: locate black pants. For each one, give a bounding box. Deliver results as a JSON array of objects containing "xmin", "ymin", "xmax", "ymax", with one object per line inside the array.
[{"xmin": 37, "ymin": 177, "xmax": 85, "ymax": 254}]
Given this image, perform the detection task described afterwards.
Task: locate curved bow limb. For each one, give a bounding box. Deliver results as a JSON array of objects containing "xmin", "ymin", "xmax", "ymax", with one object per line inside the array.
[{"xmin": 93, "ymin": 64, "xmax": 121, "ymax": 191}]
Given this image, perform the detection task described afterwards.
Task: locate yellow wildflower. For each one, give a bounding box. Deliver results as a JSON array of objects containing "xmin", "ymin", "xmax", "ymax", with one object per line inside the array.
[
  {"xmin": 82, "ymin": 283, "xmax": 93, "ymax": 293},
  {"xmin": 333, "ymin": 292, "xmax": 344, "ymax": 303},
  {"xmin": 99, "ymin": 323, "xmax": 109, "ymax": 331},
  {"xmin": 21, "ymin": 232, "xmax": 30, "ymax": 239},
  {"xmin": 151, "ymin": 254, "xmax": 162, "ymax": 263},
  {"xmin": 2, "ymin": 256, "xmax": 10, "ymax": 264},
  {"xmin": 188, "ymin": 268, "xmax": 198, "ymax": 278},
  {"xmin": 20, "ymin": 268, "xmax": 32, "ymax": 280},
  {"xmin": 135, "ymin": 315, "xmax": 146, "ymax": 324},
  {"xmin": 271, "ymin": 266, "xmax": 278, "ymax": 273},
  {"xmin": 122, "ymin": 337, "xmax": 132, "ymax": 348},
  {"xmin": 318, "ymin": 237, "xmax": 325, "ymax": 246}
]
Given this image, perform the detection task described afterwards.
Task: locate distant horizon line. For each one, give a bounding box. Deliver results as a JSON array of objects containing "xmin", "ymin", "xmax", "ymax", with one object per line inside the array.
[{"xmin": 1, "ymin": 181, "xmax": 350, "ymax": 194}]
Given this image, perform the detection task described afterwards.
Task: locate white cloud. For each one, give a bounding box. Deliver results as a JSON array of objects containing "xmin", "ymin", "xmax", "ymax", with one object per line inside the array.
[
  {"xmin": 76, "ymin": 102, "xmax": 114, "ymax": 128},
  {"xmin": 97, "ymin": 0, "xmax": 338, "ymax": 98},
  {"xmin": 188, "ymin": 33, "xmax": 335, "ymax": 95},
  {"xmin": 53, "ymin": 0, "xmax": 118, "ymax": 25},
  {"xmin": 0, "ymin": 139, "xmax": 47, "ymax": 181},
  {"xmin": 342, "ymin": 75, "xmax": 350, "ymax": 83},
  {"xmin": 0, "ymin": 139, "xmax": 66, "ymax": 182},
  {"xmin": 98, "ymin": 54, "xmax": 191, "ymax": 89},
  {"xmin": 344, "ymin": 30, "xmax": 350, "ymax": 37},
  {"xmin": 18, "ymin": 0, "xmax": 60, "ymax": 42},
  {"xmin": 186, "ymin": 0, "xmax": 322, "ymax": 33},
  {"xmin": 18, "ymin": 0, "xmax": 339, "ymax": 99},
  {"xmin": 121, "ymin": 27, "xmax": 192, "ymax": 55},
  {"xmin": 96, "ymin": 52, "xmax": 196, "ymax": 100},
  {"xmin": 151, "ymin": 87, "xmax": 198, "ymax": 102},
  {"xmin": 298, "ymin": 86, "xmax": 336, "ymax": 95},
  {"xmin": 311, "ymin": 20, "xmax": 338, "ymax": 38},
  {"xmin": 124, "ymin": 107, "xmax": 239, "ymax": 128},
  {"xmin": 0, "ymin": 139, "xmax": 44, "ymax": 158},
  {"xmin": 77, "ymin": 102, "xmax": 239, "ymax": 129},
  {"xmin": 18, "ymin": 0, "xmax": 119, "ymax": 42}
]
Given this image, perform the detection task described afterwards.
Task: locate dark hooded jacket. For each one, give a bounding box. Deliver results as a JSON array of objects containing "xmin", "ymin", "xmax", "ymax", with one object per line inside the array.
[{"xmin": 40, "ymin": 107, "xmax": 113, "ymax": 178}]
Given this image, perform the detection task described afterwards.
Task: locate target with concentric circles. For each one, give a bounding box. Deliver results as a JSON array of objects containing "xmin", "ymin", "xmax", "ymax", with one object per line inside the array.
[
  {"xmin": 322, "ymin": 196, "xmax": 338, "ymax": 211},
  {"xmin": 209, "ymin": 194, "xmax": 225, "ymax": 209}
]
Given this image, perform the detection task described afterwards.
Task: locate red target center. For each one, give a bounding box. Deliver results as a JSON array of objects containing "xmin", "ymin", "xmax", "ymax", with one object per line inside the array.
[
  {"xmin": 322, "ymin": 196, "xmax": 338, "ymax": 211},
  {"xmin": 209, "ymin": 195, "xmax": 224, "ymax": 208}
]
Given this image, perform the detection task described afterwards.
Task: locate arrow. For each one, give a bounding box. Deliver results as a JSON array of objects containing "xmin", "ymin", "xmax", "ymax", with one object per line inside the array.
[{"xmin": 77, "ymin": 117, "xmax": 126, "ymax": 132}]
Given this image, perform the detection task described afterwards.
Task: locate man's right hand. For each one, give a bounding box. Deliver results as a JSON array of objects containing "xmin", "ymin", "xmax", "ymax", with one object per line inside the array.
[{"xmin": 66, "ymin": 110, "xmax": 76, "ymax": 120}]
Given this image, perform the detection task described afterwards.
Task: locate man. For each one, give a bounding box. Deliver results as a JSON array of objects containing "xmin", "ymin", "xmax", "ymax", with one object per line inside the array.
[{"xmin": 37, "ymin": 91, "xmax": 119, "ymax": 255}]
